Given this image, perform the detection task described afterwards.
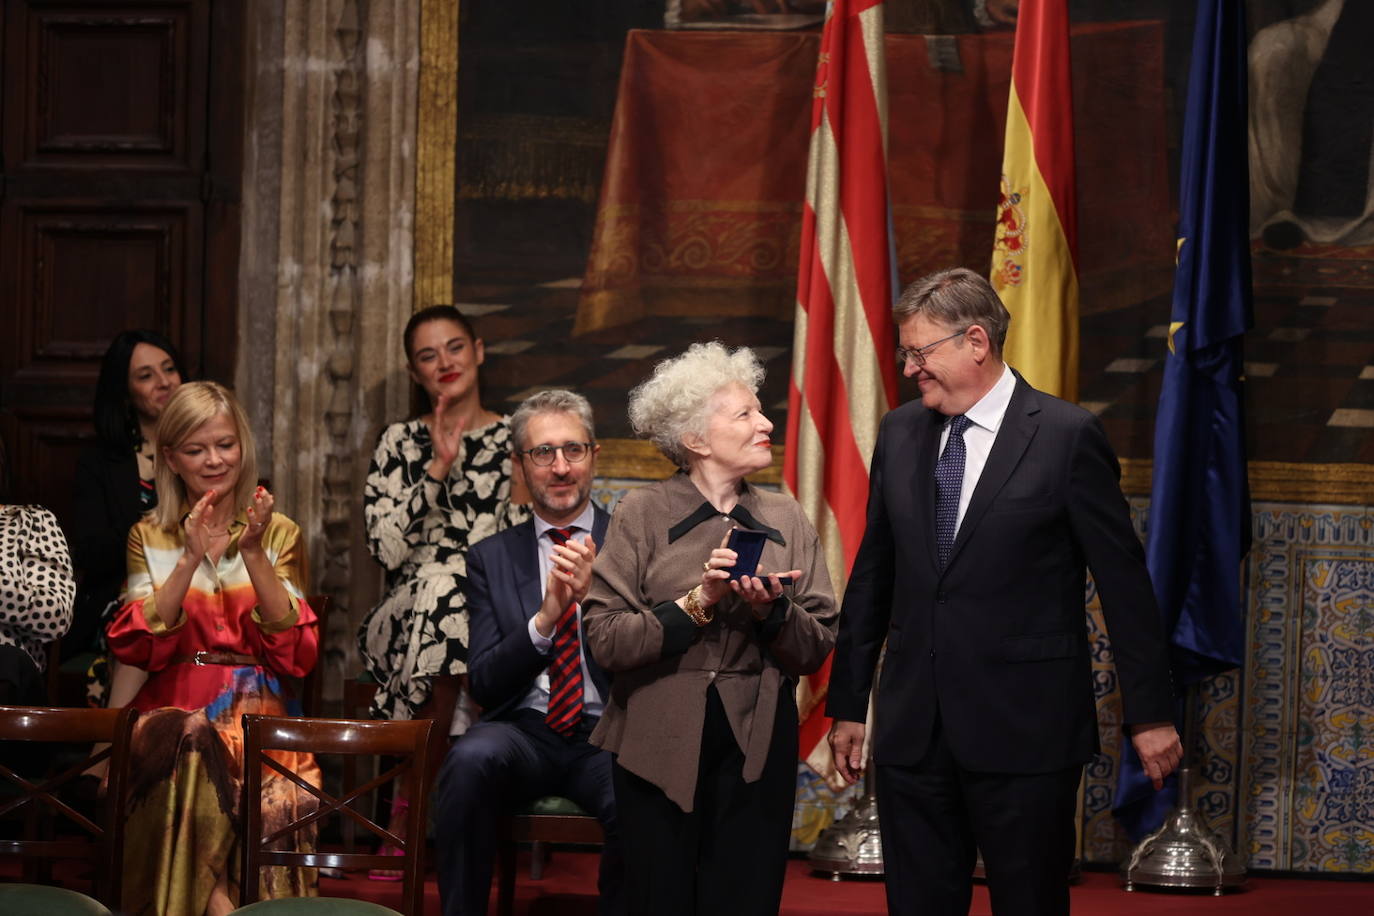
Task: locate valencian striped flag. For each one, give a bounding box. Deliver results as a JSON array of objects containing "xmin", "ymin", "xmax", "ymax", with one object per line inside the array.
[
  {"xmin": 784, "ymin": 0, "xmax": 898, "ymax": 779},
  {"xmin": 1113, "ymin": 0, "xmax": 1253, "ymax": 839},
  {"xmin": 991, "ymin": 0, "xmax": 1079, "ymax": 401}
]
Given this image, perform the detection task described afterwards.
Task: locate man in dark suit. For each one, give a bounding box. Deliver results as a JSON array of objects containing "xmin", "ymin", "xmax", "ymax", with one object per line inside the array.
[
  {"xmin": 827, "ymin": 268, "xmax": 1183, "ymax": 915},
  {"xmin": 432, "ymin": 389, "xmax": 622, "ymax": 916}
]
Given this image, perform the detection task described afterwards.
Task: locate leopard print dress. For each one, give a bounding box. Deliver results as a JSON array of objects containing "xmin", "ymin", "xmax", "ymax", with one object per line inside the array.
[{"xmin": 0, "ymin": 504, "xmax": 74, "ymax": 678}]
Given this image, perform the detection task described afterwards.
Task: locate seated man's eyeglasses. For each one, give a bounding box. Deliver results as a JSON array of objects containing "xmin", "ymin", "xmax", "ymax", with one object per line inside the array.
[
  {"xmin": 895, "ymin": 329, "xmax": 967, "ymax": 368},
  {"xmin": 518, "ymin": 441, "xmax": 594, "ymax": 466}
]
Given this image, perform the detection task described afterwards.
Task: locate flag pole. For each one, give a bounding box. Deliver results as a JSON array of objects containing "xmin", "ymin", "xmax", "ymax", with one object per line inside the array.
[
  {"xmin": 1116, "ymin": 0, "xmax": 1253, "ymax": 888},
  {"xmin": 1123, "ymin": 682, "xmax": 1245, "ymax": 893},
  {"xmin": 783, "ymin": 0, "xmax": 897, "ymax": 879},
  {"xmin": 808, "ymin": 768, "xmax": 885, "ymax": 880}
]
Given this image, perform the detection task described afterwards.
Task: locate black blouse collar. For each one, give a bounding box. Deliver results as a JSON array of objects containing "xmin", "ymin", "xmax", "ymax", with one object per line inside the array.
[{"xmin": 667, "ymin": 499, "xmax": 785, "ymax": 546}]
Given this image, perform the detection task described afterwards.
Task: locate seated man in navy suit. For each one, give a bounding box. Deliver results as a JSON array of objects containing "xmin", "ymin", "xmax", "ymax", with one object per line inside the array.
[{"xmin": 433, "ymin": 388, "xmax": 622, "ymax": 916}]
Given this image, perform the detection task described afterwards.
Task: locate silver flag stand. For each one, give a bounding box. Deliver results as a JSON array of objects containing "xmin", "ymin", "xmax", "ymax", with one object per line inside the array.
[
  {"xmin": 808, "ymin": 770, "xmax": 885, "ymax": 879},
  {"xmin": 1122, "ymin": 684, "xmax": 1246, "ymax": 894}
]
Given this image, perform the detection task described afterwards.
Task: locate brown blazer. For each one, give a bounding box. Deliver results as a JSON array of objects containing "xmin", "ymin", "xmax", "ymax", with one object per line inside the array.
[{"xmin": 583, "ymin": 472, "xmax": 837, "ymax": 811}]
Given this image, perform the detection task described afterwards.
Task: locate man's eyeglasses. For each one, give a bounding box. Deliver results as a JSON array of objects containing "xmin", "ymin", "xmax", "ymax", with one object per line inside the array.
[
  {"xmin": 517, "ymin": 442, "xmax": 594, "ymax": 466},
  {"xmin": 895, "ymin": 329, "xmax": 966, "ymax": 368}
]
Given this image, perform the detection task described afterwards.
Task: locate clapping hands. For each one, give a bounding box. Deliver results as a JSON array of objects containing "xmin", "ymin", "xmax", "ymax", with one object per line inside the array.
[
  {"xmin": 238, "ymin": 486, "xmax": 275, "ymax": 554},
  {"xmin": 427, "ymin": 393, "xmax": 466, "ymax": 480},
  {"xmin": 182, "ymin": 489, "xmax": 220, "ymax": 560},
  {"xmin": 535, "ymin": 534, "xmax": 598, "ymax": 637}
]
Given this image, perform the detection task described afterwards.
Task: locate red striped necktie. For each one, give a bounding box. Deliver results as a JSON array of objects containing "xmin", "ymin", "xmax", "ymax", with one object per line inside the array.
[{"xmin": 544, "ymin": 527, "xmax": 584, "ymax": 737}]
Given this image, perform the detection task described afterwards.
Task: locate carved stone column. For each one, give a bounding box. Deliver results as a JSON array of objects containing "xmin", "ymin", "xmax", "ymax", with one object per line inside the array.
[{"xmin": 238, "ymin": 0, "xmax": 420, "ymax": 702}]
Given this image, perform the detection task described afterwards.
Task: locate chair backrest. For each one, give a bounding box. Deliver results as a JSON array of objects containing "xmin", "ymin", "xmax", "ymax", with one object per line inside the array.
[
  {"xmin": 300, "ymin": 594, "xmax": 332, "ymax": 717},
  {"xmin": 0, "ymin": 705, "xmax": 137, "ymax": 907},
  {"xmin": 239, "ymin": 714, "xmax": 434, "ymax": 916}
]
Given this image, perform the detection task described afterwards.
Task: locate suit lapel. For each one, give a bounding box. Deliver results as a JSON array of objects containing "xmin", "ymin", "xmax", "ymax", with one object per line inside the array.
[
  {"xmin": 946, "ymin": 378, "xmax": 1041, "ymax": 572},
  {"xmin": 590, "ymin": 505, "xmax": 610, "ymax": 547},
  {"xmin": 909, "ymin": 408, "xmax": 943, "ymax": 575},
  {"xmin": 511, "ymin": 522, "xmax": 543, "ymax": 626}
]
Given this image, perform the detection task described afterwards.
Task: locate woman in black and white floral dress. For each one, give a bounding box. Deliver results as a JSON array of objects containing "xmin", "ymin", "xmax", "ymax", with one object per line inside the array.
[{"xmin": 359, "ymin": 306, "xmax": 527, "ymax": 860}]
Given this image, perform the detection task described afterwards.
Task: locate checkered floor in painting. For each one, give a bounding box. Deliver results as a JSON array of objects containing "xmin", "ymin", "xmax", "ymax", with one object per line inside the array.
[{"xmin": 460, "ymin": 247, "xmax": 1374, "ymax": 463}]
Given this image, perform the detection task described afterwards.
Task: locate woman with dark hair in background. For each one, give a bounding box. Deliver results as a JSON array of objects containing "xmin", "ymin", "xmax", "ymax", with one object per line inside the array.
[
  {"xmin": 358, "ymin": 304, "xmax": 528, "ymax": 874},
  {"xmin": 70, "ymin": 329, "xmax": 185, "ymax": 707}
]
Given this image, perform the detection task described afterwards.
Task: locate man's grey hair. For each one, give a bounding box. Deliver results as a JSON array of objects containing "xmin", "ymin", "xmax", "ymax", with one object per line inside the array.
[
  {"xmin": 893, "ymin": 267, "xmax": 1011, "ymax": 354},
  {"xmin": 628, "ymin": 341, "xmax": 764, "ymax": 470},
  {"xmin": 509, "ymin": 389, "xmax": 596, "ymax": 451}
]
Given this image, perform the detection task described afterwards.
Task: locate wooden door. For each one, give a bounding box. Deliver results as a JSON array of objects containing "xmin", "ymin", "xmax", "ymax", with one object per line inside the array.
[{"xmin": 0, "ymin": 0, "xmax": 242, "ymax": 530}]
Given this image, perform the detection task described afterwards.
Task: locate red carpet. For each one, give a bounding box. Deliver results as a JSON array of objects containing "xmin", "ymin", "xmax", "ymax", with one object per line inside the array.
[{"xmin": 319, "ymin": 850, "xmax": 1374, "ymax": 915}]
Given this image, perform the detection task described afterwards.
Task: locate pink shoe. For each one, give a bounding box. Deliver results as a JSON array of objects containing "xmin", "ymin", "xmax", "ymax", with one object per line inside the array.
[
  {"xmin": 367, "ymin": 844, "xmax": 404, "ymax": 882},
  {"xmin": 367, "ymin": 796, "xmax": 409, "ymax": 881}
]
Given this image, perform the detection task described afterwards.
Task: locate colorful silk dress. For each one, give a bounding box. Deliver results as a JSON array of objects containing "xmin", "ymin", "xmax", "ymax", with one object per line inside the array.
[
  {"xmin": 358, "ymin": 417, "xmax": 528, "ymax": 721},
  {"xmin": 108, "ymin": 511, "xmax": 319, "ymax": 916}
]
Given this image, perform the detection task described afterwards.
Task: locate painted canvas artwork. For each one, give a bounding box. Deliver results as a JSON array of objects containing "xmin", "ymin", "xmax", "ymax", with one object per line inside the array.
[{"xmin": 452, "ymin": 0, "xmax": 1374, "ymax": 465}]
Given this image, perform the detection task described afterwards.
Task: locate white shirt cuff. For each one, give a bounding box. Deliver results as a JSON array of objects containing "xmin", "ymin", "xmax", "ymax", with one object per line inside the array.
[{"xmin": 528, "ymin": 613, "xmax": 554, "ymax": 653}]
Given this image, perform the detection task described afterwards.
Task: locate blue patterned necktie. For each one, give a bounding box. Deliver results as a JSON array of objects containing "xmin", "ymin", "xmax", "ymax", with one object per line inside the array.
[{"xmin": 935, "ymin": 415, "xmax": 971, "ymax": 571}]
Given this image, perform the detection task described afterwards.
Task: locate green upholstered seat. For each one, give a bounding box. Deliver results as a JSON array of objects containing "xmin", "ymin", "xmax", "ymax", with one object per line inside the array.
[
  {"xmin": 230, "ymin": 897, "xmax": 401, "ymax": 915},
  {"xmin": 0, "ymin": 884, "xmax": 112, "ymax": 916},
  {"xmin": 517, "ymin": 795, "xmax": 590, "ymax": 817}
]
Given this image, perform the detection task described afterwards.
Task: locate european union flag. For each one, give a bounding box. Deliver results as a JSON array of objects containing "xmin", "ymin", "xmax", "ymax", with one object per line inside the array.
[{"xmin": 1112, "ymin": 0, "xmax": 1253, "ymax": 840}]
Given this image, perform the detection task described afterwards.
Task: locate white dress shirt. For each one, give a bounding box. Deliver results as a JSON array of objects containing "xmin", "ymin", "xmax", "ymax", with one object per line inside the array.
[
  {"xmin": 521, "ymin": 503, "xmax": 605, "ymax": 717},
  {"xmin": 937, "ymin": 363, "xmax": 1016, "ymax": 536}
]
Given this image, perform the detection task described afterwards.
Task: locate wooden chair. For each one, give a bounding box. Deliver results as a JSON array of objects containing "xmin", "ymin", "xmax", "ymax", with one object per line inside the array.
[
  {"xmin": 339, "ymin": 671, "xmax": 379, "ymax": 854},
  {"xmin": 495, "ymin": 795, "xmax": 605, "ymax": 916},
  {"xmin": 0, "ymin": 705, "xmax": 138, "ymax": 911},
  {"xmin": 236, "ymin": 714, "xmax": 434, "ymax": 916},
  {"xmin": 299, "ymin": 594, "xmax": 332, "ymax": 718}
]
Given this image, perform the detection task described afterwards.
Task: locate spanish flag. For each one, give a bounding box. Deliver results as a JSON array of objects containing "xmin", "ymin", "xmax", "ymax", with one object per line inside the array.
[
  {"xmin": 785, "ymin": 0, "xmax": 898, "ymax": 781},
  {"xmin": 991, "ymin": 0, "xmax": 1079, "ymax": 401}
]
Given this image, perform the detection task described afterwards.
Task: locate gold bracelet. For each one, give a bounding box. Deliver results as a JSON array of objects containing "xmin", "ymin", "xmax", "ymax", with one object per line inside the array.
[{"xmin": 682, "ymin": 585, "xmax": 714, "ymax": 626}]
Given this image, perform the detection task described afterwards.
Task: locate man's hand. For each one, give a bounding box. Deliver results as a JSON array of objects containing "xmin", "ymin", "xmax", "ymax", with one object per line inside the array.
[
  {"xmin": 828, "ymin": 720, "xmax": 866, "ymax": 784},
  {"xmin": 1129, "ymin": 721, "xmax": 1184, "ymax": 790},
  {"xmin": 551, "ymin": 534, "xmax": 597, "ymax": 606},
  {"xmin": 534, "ymin": 534, "xmax": 597, "ymax": 637}
]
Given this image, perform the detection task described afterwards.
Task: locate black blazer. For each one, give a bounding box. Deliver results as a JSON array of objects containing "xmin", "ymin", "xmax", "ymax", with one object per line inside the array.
[
  {"xmin": 67, "ymin": 446, "xmax": 145, "ymax": 656},
  {"xmin": 466, "ymin": 506, "xmax": 613, "ymax": 721},
  {"xmin": 828, "ymin": 374, "xmax": 1174, "ymax": 774}
]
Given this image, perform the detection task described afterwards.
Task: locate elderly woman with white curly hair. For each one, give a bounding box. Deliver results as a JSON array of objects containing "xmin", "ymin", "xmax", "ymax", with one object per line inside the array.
[{"xmin": 582, "ymin": 341, "xmax": 837, "ymax": 916}]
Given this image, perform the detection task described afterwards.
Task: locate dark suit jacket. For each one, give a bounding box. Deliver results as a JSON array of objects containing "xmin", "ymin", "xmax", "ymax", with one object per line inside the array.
[
  {"xmin": 466, "ymin": 507, "xmax": 612, "ymax": 721},
  {"xmin": 67, "ymin": 446, "xmax": 145, "ymax": 656},
  {"xmin": 828, "ymin": 374, "xmax": 1174, "ymax": 774}
]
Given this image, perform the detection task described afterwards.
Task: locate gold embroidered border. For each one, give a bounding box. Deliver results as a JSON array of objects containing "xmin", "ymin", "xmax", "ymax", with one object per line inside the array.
[
  {"xmin": 415, "ymin": 0, "xmax": 459, "ymax": 310},
  {"xmin": 598, "ymin": 439, "xmax": 782, "ymax": 486},
  {"xmin": 1121, "ymin": 458, "xmax": 1374, "ymax": 504}
]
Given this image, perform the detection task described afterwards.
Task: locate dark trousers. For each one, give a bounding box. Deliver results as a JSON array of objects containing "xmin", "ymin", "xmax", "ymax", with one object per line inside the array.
[
  {"xmin": 0, "ymin": 646, "xmax": 49, "ymax": 775},
  {"xmin": 876, "ymin": 718, "xmax": 1080, "ymax": 916},
  {"xmin": 0, "ymin": 645, "xmax": 44, "ymax": 705},
  {"xmin": 612, "ymin": 684, "xmax": 797, "ymax": 916},
  {"xmin": 432, "ymin": 709, "xmax": 623, "ymax": 916}
]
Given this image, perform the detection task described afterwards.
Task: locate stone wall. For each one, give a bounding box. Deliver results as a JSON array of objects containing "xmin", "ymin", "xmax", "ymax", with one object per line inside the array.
[{"xmin": 237, "ymin": 0, "xmax": 421, "ymax": 696}]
